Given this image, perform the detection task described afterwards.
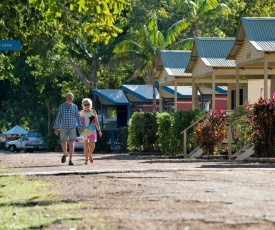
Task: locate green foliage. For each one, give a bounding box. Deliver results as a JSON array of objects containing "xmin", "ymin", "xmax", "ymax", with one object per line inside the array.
[
  {"xmin": 171, "ymin": 109, "xmax": 205, "ymax": 155},
  {"xmin": 127, "ymin": 112, "xmax": 144, "ymax": 151},
  {"xmin": 127, "ymin": 112, "xmax": 157, "ymax": 152},
  {"xmin": 242, "ymin": 0, "xmax": 275, "ymax": 17},
  {"xmin": 229, "ymin": 106, "xmax": 251, "ymax": 152},
  {"xmin": 113, "ymin": 11, "xmax": 193, "ymax": 81},
  {"xmin": 2, "ymin": 0, "xmax": 275, "ymax": 151},
  {"xmin": 195, "ymin": 109, "xmax": 227, "ymax": 155},
  {"xmin": 28, "ymin": 0, "xmax": 131, "ymax": 43},
  {"xmin": 117, "ymin": 127, "xmax": 129, "ymax": 152},
  {"xmin": 156, "ymin": 112, "xmax": 174, "ymax": 154},
  {"xmin": 173, "ymin": 0, "xmax": 231, "ymax": 37},
  {"xmin": 128, "ymin": 110, "xmax": 204, "ymax": 155}
]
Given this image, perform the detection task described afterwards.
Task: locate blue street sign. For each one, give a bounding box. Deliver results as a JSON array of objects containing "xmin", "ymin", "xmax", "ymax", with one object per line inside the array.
[{"xmin": 0, "ymin": 40, "xmax": 21, "ymax": 50}]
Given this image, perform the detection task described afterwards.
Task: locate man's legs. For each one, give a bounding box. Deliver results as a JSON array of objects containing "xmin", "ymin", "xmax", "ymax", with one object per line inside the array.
[
  {"xmin": 61, "ymin": 140, "xmax": 68, "ymax": 156},
  {"xmin": 68, "ymin": 140, "xmax": 75, "ymax": 162},
  {"xmin": 67, "ymin": 128, "xmax": 77, "ymax": 165},
  {"xmin": 60, "ymin": 129, "xmax": 68, "ymax": 163}
]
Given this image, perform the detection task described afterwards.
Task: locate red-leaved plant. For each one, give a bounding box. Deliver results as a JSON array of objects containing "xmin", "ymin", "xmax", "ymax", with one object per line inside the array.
[
  {"xmin": 195, "ymin": 109, "xmax": 227, "ymax": 155},
  {"xmin": 245, "ymin": 91, "xmax": 275, "ymax": 157}
]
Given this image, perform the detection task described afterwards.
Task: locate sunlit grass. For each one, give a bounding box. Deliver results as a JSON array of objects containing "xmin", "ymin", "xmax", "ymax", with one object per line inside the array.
[{"xmin": 0, "ymin": 176, "xmax": 111, "ymax": 229}]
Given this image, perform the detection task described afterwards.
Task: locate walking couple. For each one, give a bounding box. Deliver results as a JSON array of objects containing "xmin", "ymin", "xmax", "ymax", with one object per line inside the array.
[{"xmin": 53, "ymin": 93, "xmax": 102, "ymax": 165}]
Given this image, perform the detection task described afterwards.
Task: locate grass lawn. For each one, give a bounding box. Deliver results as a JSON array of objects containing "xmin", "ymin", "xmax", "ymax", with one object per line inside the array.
[{"xmin": 0, "ymin": 176, "xmax": 110, "ymax": 230}]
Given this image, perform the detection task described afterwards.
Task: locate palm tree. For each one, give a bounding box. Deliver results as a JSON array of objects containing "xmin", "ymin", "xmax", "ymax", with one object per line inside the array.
[
  {"xmin": 113, "ymin": 12, "xmax": 193, "ymax": 112},
  {"xmin": 175, "ymin": 0, "xmax": 230, "ymax": 37}
]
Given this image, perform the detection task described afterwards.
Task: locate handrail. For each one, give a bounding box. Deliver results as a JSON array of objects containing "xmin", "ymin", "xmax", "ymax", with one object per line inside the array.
[
  {"xmin": 181, "ymin": 110, "xmax": 240, "ymax": 159},
  {"xmin": 227, "ymin": 115, "xmax": 247, "ymax": 159},
  {"xmin": 181, "ymin": 114, "xmax": 208, "ymax": 159}
]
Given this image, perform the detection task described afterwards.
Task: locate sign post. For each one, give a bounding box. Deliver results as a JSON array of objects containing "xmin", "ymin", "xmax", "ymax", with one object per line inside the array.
[{"xmin": 0, "ymin": 40, "xmax": 21, "ymax": 51}]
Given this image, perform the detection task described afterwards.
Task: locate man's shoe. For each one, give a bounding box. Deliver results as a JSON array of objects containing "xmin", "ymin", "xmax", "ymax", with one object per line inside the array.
[
  {"xmin": 61, "ymin": 155, "xmax": 67, "ymax": 163},
  {"xmin": 69, "ymin": 160, "xmax": 74, "ymax": 166}
]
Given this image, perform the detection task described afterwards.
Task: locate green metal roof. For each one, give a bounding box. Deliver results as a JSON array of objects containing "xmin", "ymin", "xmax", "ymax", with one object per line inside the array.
[
  {"xmin": 186, "ymin": 37, "xmax": 236, "ymax": 72},
  {"xmin": 160, "ymin": 50, "xmax": 192, "ymax": 76},
  {"xmin": 228, "ymin": 17, "xmax": 275, "ymax": 59}
]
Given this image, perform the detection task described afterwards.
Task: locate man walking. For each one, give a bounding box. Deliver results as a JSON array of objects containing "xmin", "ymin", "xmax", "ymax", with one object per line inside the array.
[{"xmin": 53, "ymin": 93, "xmax": 82, "ymax": 165}]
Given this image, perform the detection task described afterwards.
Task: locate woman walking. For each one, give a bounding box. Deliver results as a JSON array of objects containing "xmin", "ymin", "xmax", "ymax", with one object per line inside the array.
[{"xmin": 79, "ymin": 98, "xmax": 102, "ymax": 164}]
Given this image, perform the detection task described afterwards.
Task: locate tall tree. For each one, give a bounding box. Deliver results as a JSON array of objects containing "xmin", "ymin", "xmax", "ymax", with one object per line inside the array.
[
  {"xmin": 174, "ymin": 0, "xmax": 231, "ymax": 37},
  {"xmin": 0, "ymin": 0, "xmax": 131, "ymax": 81},
  {"xmin": 241, "ymin": 0, "xmax": 275, "ymax": 17},
  {"xmin": 113, "ymin": 12, "xmax": 192, "ymax": 112}
]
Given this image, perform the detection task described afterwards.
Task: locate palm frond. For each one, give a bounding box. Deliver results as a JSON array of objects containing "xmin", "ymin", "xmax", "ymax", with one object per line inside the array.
[
  {"xmin": 148, "ymin": 30, "xmax": 164, "ymax": 50},
  {"xmin": 138, "ymin": 25, "xmax": 150, "ymax": 45},
  {"xmin": 112, "ymin": 50, "xmax": 148, "ymax": 61},
  {"xmin": 147, "ymin": 12, "xmax": 158, "ymax": 33},
  {"xmin": 213, "ymin": 3, "xmax": 231, "ymax": 15},
  {"xmin": 197, "ymin": 0, "xmax": 219, "ymax": 16},
  {"xmin": 167, "ymin": 38, "xmax": 194, "ymax": 50},
  {"xmin": 165, "ymin": 19, "xmax": 190, "ymax": 46},
  {"xmin": 113, "ymin": 40, "xmax": 142, "ymax": 53},
  {"xmin": 110, "ymin": 34, "xmax": 135, "ymax": 47}
]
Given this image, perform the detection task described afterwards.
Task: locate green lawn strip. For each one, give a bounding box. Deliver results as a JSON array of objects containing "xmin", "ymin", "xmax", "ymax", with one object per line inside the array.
[{"xmin": 0, "ymin": 176, "xmax": 111, "ymax": 229}]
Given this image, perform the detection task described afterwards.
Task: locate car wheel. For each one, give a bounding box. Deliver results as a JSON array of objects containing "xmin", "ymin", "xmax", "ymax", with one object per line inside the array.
[{"xmin": 9, "ymin": 145, "xmax": 16, "ymax": 152}]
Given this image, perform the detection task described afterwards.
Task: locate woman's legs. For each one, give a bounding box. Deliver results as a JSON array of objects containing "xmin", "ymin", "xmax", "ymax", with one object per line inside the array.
[
  {"xmin": 83, "ymin": 140, "xmax": 89, "ymax": 164},
  {"xmin": 88, "ymin": 139, "xmax": 95, "ymax": 162}
]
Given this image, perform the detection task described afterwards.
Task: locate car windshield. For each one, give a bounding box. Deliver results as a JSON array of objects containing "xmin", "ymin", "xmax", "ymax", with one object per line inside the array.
[
  {"xmin": 20, "ymin": 135, "xmax": 27, "ymax": 141},
  {"xmin": 28, "ymin": 131, "xmax": 40, "ymax": 137}
]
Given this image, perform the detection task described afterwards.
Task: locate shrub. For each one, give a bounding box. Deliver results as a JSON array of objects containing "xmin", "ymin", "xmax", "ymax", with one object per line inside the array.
[
  {"xmin": 195, "ymin": 109, "xmax": 227, "ymax": 155},
  {"xmin": 127, "ymin": 112, "xmax": 157, "ymax": 152},
  {"xmin": 116, "ymin": 127, "xmax": 128, "ymax": 152},
  {"xmin": 156, "ymin": 112, "xmax": 174, "ymax": 154},
  {"xmin": 127, "ymin": 112, "xmax": 145, "ymax": 151},
  {"xmin": 247, "ymin": 97, "xmax": 275, "ymax": 157},
  {"xmin": 127, "ymin": 110, "xmax": 204, "ymax": 155},
  {"xmin": 229, "ymin": 107, "xmax": 251, "ymax": 152},
  {"xmin": 171, "ymin": 109, "xmax": 205, "ymax": 155}
]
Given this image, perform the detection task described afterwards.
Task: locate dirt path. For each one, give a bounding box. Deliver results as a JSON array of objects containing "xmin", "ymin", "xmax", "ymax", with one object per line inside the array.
[{"xmin": 1, "ymin": 151, "xmax": 275, "ymax": 229}]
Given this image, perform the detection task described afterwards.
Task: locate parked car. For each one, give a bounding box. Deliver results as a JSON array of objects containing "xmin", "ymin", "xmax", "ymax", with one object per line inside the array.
[
  {"xmin": 74, "ymin": 136, "xmax": 83, "ymax": 151},
  {"xmin": 24, "ymin": 130, "xmax": 45, "ymax": 152},
  {"xmin": 5, "ymin": 135, "xmax": 28, "ymax": 152}
]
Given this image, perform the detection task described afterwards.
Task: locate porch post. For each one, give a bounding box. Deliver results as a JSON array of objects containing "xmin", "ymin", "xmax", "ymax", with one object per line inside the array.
[
  {"xmin": 192, "ymin": 78, "xmax": 196, "ymax": 110},
  {"xmin": 212, "ymin": 72, "xmax": 216, "ymax": 110},
  {"xmin": 174, "ymin": 79, "xmax": 178, "ymax": 112},
  {"xmin": 264, "ymin": 56, "xmax": 268, "ymax": 99},
  {"xmin": 236, "ymin": 67, "xmax": 240, "ymax": 108},
  {"xmin": 159, "ymin": 86, "xmax": 163, "ymax": 112}
]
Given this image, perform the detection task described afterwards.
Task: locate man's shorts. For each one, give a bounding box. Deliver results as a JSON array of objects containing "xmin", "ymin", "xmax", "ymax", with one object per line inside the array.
[{"xmin": 60, "ymin": 128, "xmax": 77, "ymax": 141}]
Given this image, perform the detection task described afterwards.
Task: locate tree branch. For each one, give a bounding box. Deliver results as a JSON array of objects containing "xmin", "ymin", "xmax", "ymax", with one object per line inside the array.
[{"xmin": 67, "ymin": 55, "xmax": 92, "ymax": 89}]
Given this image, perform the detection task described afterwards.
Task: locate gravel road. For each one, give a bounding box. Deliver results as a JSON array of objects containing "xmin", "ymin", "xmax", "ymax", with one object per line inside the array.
[{"xmin": 1, "ymin": 151, "xmax": 275, "ymax": 229}]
